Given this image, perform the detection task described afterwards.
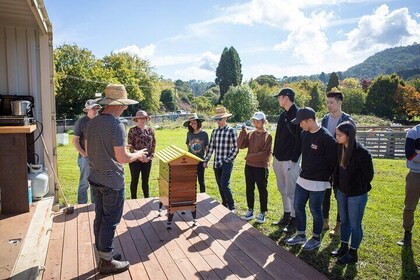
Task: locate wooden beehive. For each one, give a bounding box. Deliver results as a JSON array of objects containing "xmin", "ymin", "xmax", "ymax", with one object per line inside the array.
[{"xmin": 155, "ymin": 145, "xmax": 203, "ymax": 228}]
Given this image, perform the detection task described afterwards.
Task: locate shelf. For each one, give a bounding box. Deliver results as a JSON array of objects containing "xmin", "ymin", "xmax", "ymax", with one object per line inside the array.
[{"xmin": 0, "ymin": 125, "xmax": 36, "ymax": 134}]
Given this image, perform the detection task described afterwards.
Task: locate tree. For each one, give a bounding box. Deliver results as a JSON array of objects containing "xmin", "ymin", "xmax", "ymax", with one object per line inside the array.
[
  {"xmin": 394, "ymin": 84, "xmax": 420, "ymax": 119},
  {"xmin": 361, "ymin": 78, "xmax": 372, "ymax": 92},
  {"xmin": 341, "ymin": 78, "xmax": 361, "ymax": 89},
  {"xmin": 341, "ymin": 88, "xmax": 367, "ymax": 115},
  {"xmin": 192, "ymin": 96, "xmax": 213, "ymax": 115},
  {"xmin": 215, "ymin": 46, "xmax": 243, "ymax": 104},
  {"xmin": 203, "ymin": 85, "xmax": 220, "ymax": 105},
  {"xmin": 365, "ymin": 74, "xmax": 405, "ymax": 119},
  {"xmin": 319, "ymin": 72, "xmax": 328, "ymax": 84},
  {"xmin": 308, "ymin": 85, "xmax": 323, "ymax": 112},
  {"xmin": 54, "ymin": 44, "xmax": 115, "ymax": 119},
  {"xmin": 326, "ymin": 72, "xmax": 339, "ymax": 91},
  {"xmin": 253, "ymin": 75, "xmax": 279, "ymax": 87},
  {"xmin": 222, "ymin": 85, "xmax": 258, "ymax": 122},
  {"xmin": 160, "ymin": 89, "xmax": 177, "ymax": 112},
  {"xmin": 253, "ymin": 83, "xmax": 280, "ymax": 117}
]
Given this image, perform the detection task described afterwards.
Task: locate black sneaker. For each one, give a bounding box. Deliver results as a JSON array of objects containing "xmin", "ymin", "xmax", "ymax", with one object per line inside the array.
[
  {"xmin": 397, "ymin": 231, "xmax": 412, "ymax": 247},
  {"xmin": 99, "ymin": 258, "xmax": 130, "ymax": 275},
  {"xmin": 283, "ymin": 217, "xmax": 296, "ymax": 233},
  {"xmin": 272, "ymin": 213, "xmax": 290, "ymax": 227}
]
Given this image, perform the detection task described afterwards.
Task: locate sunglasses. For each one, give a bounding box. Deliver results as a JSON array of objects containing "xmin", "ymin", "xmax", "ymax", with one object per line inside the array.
[{"xmin": 214, "ymin": 117, "xmax": 223, "ymax": 121}]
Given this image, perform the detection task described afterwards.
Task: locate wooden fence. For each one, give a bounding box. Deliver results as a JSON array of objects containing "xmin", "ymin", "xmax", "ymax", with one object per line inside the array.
[{"xmin": 357, "ymin": 129, "xmax": 407, "ymax": 159}]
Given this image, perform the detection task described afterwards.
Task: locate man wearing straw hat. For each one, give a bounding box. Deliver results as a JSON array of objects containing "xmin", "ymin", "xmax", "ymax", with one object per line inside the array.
[
  {"xmin": 73, "ymin": 99, "xmax": 102, "ymax": 204},
  {"xmin": 86, "ymin": 84, "xmax": 148, "ymax": 275},
  {"xmin": 203, "ymin": 106, "xmax": 239, "ymax": 212}
]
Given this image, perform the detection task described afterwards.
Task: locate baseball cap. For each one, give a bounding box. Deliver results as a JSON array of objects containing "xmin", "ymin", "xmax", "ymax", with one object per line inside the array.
[
  {"xmin": 291, "ymin": 107, "xmax": 316, "ymax": 125},
  {"xmin": 251, "ymin": 111, "xmax": 266, "ymax": 121},
  {"xmin": 273, "ymin": 87, "xmax": 295, "ymax": 99},
  {"xmin": 83, "ymin": 99, "xmax": 102, "ymax": 112}
]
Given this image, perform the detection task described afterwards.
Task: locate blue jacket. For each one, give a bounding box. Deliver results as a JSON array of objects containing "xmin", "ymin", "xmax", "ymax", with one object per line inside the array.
[{"xmin": 321, "ymin": 112, "xmax": 355, "ymax": 136}]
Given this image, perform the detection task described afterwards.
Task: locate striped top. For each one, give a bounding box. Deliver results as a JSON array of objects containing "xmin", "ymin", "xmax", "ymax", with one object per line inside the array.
[
  {"xmin": 204, "ymin": 125, "xmax": 239, "ymax": 168},
  {"xmin": 86, "ymin": 114, "xmax": 126, "ymax": 190}
]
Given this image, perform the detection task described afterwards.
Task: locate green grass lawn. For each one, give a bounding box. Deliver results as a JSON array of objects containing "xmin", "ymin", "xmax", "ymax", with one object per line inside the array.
[{"xmin": 57, "ymin": 127, "xmax": 419, "ymax": 280}]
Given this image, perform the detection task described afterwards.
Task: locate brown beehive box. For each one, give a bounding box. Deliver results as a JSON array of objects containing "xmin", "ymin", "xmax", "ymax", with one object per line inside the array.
[{"xmin": 155, "ymin": 145, "xmax": 203, "ymax": 228}]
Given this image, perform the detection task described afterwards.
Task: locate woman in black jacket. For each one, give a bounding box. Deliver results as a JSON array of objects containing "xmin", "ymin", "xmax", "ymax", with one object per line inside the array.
[{"xmin": 331, "ymin": 121, "xmax": 374, "ymax": 264}]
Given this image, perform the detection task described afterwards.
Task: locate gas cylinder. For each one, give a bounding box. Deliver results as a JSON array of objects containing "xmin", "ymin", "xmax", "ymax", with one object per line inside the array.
[{"xmin": 28, "ymin": 164, "xmax": 49, "ymax": 200}]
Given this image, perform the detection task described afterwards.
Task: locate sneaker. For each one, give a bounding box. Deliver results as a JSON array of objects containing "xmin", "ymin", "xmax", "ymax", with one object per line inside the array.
[
  {"xmin": 397, "ymin": 231, "xmax": 412, "ymax": 247},
  {"xmin": 255, "ymin": 212, "xmax": 266, "ymax": 224},
  {"xmin": 242, "ymin": 209, "xmax": 254, "ymax": 221},
  {"xmin": 230, "ymin": 208, "xmax": 237, "ymax": 214},
  {"xmin": 98, "ymin": 258, "xmax": 130, "ymax": 275},
  {"xmin": 283, "ymin": 217, "xmax": 296, "ymax": 233},
  {"xmin": 272, "ymin": 213, "xmax": 291, "ymax": 227},
  {"xmin": 303, "ymin": 238, "xmax": 321, "ymax": 251},
  {"xmin": 113, "ymin": 252, "xmax": 122, "ymax": 261},
  {"xmin": 285, "ymin": 234, "xmax": 306, "ymax": 246}
]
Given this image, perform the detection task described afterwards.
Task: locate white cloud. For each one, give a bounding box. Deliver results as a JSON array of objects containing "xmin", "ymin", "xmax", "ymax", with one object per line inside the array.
[
  {"xmin": 342, "ymin": 5, "xmax": 420, "ymax": 52},
  {"xmin": 174, "ymin": 67, "xmax": 215, "ymax": 81},
  {"xmin": 114, "ymin": 44, "xmax": 156, "ymax": 59},
  {"xmin": 172, "ymin": 51, "xmax": 219, "ymax": 80}
]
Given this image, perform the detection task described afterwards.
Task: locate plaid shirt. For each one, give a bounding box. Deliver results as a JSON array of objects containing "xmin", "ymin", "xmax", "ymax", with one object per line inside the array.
[{"xmin": 204, "ymin": 125, "xmax": 239, "ymax": 168}]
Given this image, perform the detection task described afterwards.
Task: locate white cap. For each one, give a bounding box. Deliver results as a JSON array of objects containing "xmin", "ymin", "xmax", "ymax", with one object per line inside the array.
[
  {"xmin": 251, "ymin": 111, "xmax": 266, "ymax": 121},
  {"xmin": 83, "ymin": 99, "xmax": 102, "ymax": 112}
]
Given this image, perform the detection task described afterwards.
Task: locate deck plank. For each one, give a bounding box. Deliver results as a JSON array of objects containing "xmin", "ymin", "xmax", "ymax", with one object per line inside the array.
[
  {"xmin": 60, "ymin": 206, "xmax": 79, "ymax": 279},
  {"xmin": 43, "ymin": 211, "xmax": 65, "ymax": 280},
  {"xmin": 42, "ymin": 195, "xmax": 328, "ymax": 279},
  {"xmin": 77, "ymin": 204, "xmax": 96, "ymax": 280}
]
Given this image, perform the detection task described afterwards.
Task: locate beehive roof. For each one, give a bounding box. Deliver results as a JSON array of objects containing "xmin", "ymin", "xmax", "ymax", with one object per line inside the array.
[{"xmin": 155, "ymin": 145, "xmax": 203, "ymax": 163}]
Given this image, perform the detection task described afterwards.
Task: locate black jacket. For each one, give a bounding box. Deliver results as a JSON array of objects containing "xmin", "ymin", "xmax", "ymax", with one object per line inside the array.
[
  {"xmin": 273, "ymin": 104, "xmax": 302, "ymax": 162},
  {"xmin": 300, "ymin": 127, "xmax": 337, "ymax": 181},
  {"xmin": 333, "ymin": 142, "xmax": 374, "ymax": 196}
]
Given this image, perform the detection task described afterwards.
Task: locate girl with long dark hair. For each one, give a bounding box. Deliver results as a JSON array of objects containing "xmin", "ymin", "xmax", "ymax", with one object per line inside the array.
[
  {"xmin": 184, "ymin": 114, "xmax": 209, "ymax": 193},
  {"xmin": 331, "ymin": 121, "xmax": 374, "ymax": 264}
]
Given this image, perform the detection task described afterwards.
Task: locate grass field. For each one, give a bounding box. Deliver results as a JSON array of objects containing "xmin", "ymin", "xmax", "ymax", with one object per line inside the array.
[{"xmin": 57, "ymin": 127, "xmax": 419, "ymax": 280}]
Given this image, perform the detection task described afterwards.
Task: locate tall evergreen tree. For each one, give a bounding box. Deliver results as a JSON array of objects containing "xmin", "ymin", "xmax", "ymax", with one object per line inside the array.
[
  {"xmin": 215, "ymin": 46, "xmax": 242, "ymax": 104},
  {"xmin": 326, "ymin": 72, "xmax": 339, "ymax": 91},
  {"xmin": 319, "ymin": 72, "xmax": 327, "ymax": 84}
]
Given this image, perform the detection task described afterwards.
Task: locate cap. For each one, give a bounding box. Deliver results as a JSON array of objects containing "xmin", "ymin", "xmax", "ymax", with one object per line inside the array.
[
  {"xmin": 251, "ymin": 111, "xmax": 266, "ymax": 121},
  {"xmin": 291, "ymin": 107, "xmax": 316, "ymax": 125},
  {"xmin": 273, "ymin": 87, "xmax": 295, "ymax": 99},
  {"xmin": 83, "ymin": 99, "xmax": 102, "ymax": 112}
]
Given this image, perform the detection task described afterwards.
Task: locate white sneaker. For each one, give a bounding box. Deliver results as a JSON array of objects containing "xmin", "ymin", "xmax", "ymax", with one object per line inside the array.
[
  {"xmin": 242, "ymin": 209, "xmax": 254, "ymax": 221},
  {"xmin": 285, "ymin": 234, "xmax": 307, "ymax": 246},
  {"xmin": 255, "ymin": 212, "xmax": 266, "ymax": 224}
]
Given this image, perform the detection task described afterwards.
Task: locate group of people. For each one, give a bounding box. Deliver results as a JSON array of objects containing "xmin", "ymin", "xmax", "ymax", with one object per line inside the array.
[{"xmin": 72, "ymin": 83, "xmax": 419, "ymax": 275}]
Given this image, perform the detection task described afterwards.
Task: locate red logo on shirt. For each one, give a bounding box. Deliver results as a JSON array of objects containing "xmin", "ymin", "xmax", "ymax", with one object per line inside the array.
[{"xmin": 311, "ymin": 144, "xmax": 318, "ymax": 150}]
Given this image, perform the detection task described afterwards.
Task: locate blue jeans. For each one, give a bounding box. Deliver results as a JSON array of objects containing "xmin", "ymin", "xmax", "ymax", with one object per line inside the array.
[
  {"xmin": 91, "ymin": 183, "xmax": 125, "ymax": 260},
  {"xmin": 337, "ymin": 189, "xmax": 368, "ymax": 249},
  {"xmin": 214, "ymin": 161, "xmax": 235, "ymax": 210},
  {"xmin": 77, "ymin": 156, "xmax": 94, "ymax": 203},
  {"xmin": 294, "ymin": 184, "xmax": 325, "ymax": 235}
]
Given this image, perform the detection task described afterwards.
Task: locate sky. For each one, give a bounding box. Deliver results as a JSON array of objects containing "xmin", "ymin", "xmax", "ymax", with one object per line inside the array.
[{"xmin": 44, "ymin": 0, "xmax": 420, "ymax": 82}]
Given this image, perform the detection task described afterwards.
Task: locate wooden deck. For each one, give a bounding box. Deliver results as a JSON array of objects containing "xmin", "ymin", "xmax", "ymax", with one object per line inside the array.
[{"xmin": 43, "ymin": 193, "xmax": 327, "ymax": 280}]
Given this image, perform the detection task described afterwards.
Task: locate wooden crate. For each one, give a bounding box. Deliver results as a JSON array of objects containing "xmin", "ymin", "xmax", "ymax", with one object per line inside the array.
[{"xmin": 155, "ymin": 145, "xmax": 203, "ymax": 229}]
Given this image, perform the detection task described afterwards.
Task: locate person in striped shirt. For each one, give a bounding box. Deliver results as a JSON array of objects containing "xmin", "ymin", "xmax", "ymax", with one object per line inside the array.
[{"xmin": 203, "ymin": 107, "xmax": 239, "ymax": 212}]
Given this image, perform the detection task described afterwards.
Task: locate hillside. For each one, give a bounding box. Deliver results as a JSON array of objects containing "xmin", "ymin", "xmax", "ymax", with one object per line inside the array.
[{"xmin": 344, "ymin": 43, "xmax": 420, "ymax": 78}]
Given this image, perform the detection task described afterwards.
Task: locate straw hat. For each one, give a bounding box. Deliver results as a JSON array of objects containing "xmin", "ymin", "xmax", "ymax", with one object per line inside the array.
[
  {"xmin": 213, "ymin": 106, "xmax": 232, "ymax": 119},
  {"xmin": 132, "ymin": 110, "xmax": 151, "ymax": 122},
  {"xmin": 97, "ymin": 84, "xmax": 138, "ymax": 106},
  {"xmin": 183, "ymin": 113, "xmax": 205, "ymax": 127}
]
